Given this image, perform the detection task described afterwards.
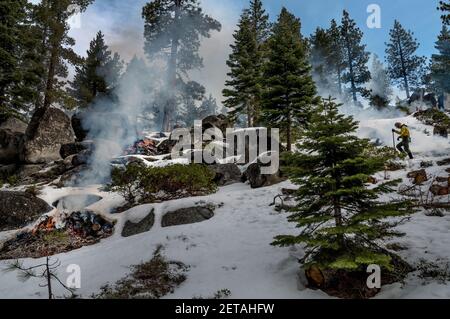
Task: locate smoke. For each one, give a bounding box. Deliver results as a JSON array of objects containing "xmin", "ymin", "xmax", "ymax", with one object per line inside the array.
[
  {"xmin": 71, "ymin": 3, "xmax": 226, "ymax": 186},
  {"xmin": 74, "ymin": 56, "xmax": 163, "ymax": 186}
]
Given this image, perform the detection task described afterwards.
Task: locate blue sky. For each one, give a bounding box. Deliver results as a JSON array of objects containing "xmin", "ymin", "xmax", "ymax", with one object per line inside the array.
[
  {"xmin": 66, "ymin": 0, "xmax": 445, "ymax": 100},
  {"xmin": 264, "ymin": 0, "xmax": 443, "ymax": 59}
]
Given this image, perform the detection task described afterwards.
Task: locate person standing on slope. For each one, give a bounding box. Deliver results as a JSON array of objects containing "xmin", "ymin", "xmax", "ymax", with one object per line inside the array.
[{"xmin": 392, "ymin": 122, "xmax": 413, "ymax": 159}]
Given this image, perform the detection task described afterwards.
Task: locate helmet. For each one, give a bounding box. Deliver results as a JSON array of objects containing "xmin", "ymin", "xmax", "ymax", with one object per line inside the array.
[{"xmin": 395, "ymin": 122, "xmax": 402, "ymax": 128}]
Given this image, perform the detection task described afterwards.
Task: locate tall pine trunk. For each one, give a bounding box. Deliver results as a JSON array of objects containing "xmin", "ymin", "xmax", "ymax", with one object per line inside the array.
[
  {"xmin": 162, "ymin": 0, "xmax": 181, "ymax": 132},
  {"xmin": 397, "ymin": 34, "xmax": 410, "ymax": 99},
  {"xmin": 42, "ymin": 39, "xmax": 58, "ymax": 109},
  {"xmin": 345, "ymin": 36, "xmax": 358, "ymax": 103},
  {"xmin": 43, "ymin": 7, "xmax": 64, "ymax": 110},
  {"xmin": 286, "ymin": 109, "xmax": 292, "ymax": 152},
  {"xmin": 337, "ymin": 67, "xmax": 343, "ymax": 95}
]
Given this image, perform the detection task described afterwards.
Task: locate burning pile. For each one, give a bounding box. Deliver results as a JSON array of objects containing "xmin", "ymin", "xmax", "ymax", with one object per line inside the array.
[
  {"xmin": 0, "ymin": 211, "xmax": 114, "ymax": 260},
  {"xmin": 33, "ymin": 211, "xmax": 113, "ymax": 237},
  {"xmin": 124, "ymin": 138, "xmax": 157, "ymax": 156}
]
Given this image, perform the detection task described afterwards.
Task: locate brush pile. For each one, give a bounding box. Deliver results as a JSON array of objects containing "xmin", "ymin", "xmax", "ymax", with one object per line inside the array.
[{"xmin": 0, "ymin": 211, "xmax": 114, "ymax": 260}]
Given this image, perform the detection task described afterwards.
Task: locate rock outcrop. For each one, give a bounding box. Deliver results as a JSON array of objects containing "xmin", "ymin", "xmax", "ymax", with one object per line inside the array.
[
  {"xmin": 208, "ymin": 163, "xmax": 242, "ymax": 186},
  {"xmin": 0, "ymin": 191, "xmax": 52, "ymax": 231},
  {"xmin": 121, "ymin": 209, "xmax": 155, "ymax": 237},
  {"xmin": 242, "ymin": 162, "xmax": 286, "ymax": 188},
  {"xmin": 0, "ymin": 117, "xmax": 27, "ymax": 164},
  {"xmin": 161, "ymin": 206, "xmax": 214, "ymax": 227},
  {"xmin": 21, "ymin": 108, "xmax": 75, "ymax": 164}
]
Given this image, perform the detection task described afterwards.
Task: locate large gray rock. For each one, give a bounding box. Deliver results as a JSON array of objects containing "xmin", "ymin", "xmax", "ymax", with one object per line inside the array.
[
  {"xmin": 0, "ymin": 191, "xmax": 52, "ymax": 231},
  {"xmin": 21, "ymin": 108, "xmax": 75, "ymax": 164},
  {"xmin": 0, "ymin": 117, "xmax": 27, "ymax": 164},
  {"xmin": 242, "ymin": 162, "xmax": 286, "ymax": 188},
  {"xmin": 162, "ymin": 206, "xmax": 214, "ymax": 227},
  {"xmin": 202, "ymin": 114, "xmax": 231, "ymax": 134},
  {"xmin": 121, "ymin": 209, "xmax": 155, "ymax": 237},
  {"xmin": 71, "ymin": 113, "xmax": 88, "ymax": 142},
  {"xmin": 0, "ymin": 117, "xmax": 27, "ymax": 132},
  {"xmin": 60, "ymin": 141, "xmax": 90, "ymax": 159},
  {"xmin": 208, "ymin": 163, "xmax": 242, "ymax": 186}
]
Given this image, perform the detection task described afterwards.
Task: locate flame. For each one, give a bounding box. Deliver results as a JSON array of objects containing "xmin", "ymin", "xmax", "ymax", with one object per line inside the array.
[{"xmin": 32, "ymin": 216, "xmax": 56, "ymax": 235}]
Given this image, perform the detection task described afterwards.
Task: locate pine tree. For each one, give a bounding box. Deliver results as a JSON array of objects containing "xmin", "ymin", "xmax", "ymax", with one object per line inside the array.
[
  {"xmin": 273, "ymin": 97, "xmax": 413, "ymax": 272},
  {"xmin": 385, "ymin": 20, "xmax": 426, "ymax": 99},
  {"xmin": 439, "ymin": 1, "xmax": 450, "ymax": 25},
  {"xmin": 261, "ymin": 7, "xmax": 319, "ymax": 152},
  {"xmin": 369, "ymin": 54, "xmax": 392, "ymax": 109},
  {"xmin": 175, "ymin": 81, "xmax": 206, "ymax": 127},
  {"xmin": 327, "ymin": 19, "xmax": 347, "ymax": 96},
  {"xmin": 0, "ymin": 1, "xmax": 43, "ymax": 116},
  {"xmin": 340, "ymin": 10, "xmax": 371, "ymax": 104},
  {"xmin": 142, "ymin": 0, "xmax": 221, "ymax": 131},
  {"xmin": 223, "ymin": 0, "xmax": 270, "ymax": 127},
  {"xmin": 310, "ymin": 27, "xmax": 334, "ymax": 96},
  {"xmin": 34, "ymin": 0, "xmax": 94, "ymax": 110},
  {"xmin": 70, "ymin": 31, "xmax": 123, "ymax": 108},
  {"xmin": 198, "ymin": 94, "xmax": 218, "ymax": 118},
  {"xmin": 0, "ymin": 0, "xmax": 26, "ymax": 108},
  {"xmin": 430, "ymin": 26, "xmax": 450, "ymax": 94}
]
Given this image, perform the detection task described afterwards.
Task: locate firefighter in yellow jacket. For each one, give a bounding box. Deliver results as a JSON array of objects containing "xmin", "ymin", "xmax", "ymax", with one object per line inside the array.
[{"xmin": 392, "ymin": 122, "xmax": 413, "ymax": 159}]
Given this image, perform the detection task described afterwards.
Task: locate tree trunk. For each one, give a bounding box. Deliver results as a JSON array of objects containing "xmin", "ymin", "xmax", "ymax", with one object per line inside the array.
[
  {"xmin": 333, "ymin": 193, "xmax": 344, "ymax": 246},
  {"xmin": 397, "ymin": 34, "xmax": 410, "ymax": 99},
  {"xmin": 42, "ymin": 8, "xmax": 63, "ymax": 110},
  {"xmin": 34, "ymin": 23, "xmax": 49, "ymax": 110},
  {"xmin": 344, "ymin": 35, "xmax": 358, "ymax": 103},
  {"xmin": 162, "ymin": 0, "xmax": 181, "ymax": 132},
  {"xmin": 403, "ymin": 74, "xmax": 410, "ymax": 99},
  {"xmin": 337, "ymin": 67, "xmax": 342, "ymax": 95},
  {"xmin": 286, "ymin": 110, "xmax": 292, "ymax": 152}
]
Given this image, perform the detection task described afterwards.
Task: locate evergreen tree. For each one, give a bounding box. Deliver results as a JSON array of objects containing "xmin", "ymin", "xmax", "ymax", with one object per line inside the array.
[
  {"xmin": 223, "ymin": 0, "xmax": 270, "ymax": 127},
  {"xmin": 340, "ymin": 10, "xmax": 371, "ymax": 104},
  {"xmin": 385, "ymin": 20, "xmax": 426, "ymax": 99},
  {"xmin": 261, "ymin": 7, "xmax": 319, "ymax": 151},
  {"xmin": 273, "ymin": 97, "xmax": 413, "ymax": 272},
  {"xmin": 34, "ymin": 0, "xmax": 94, "ymax": 110},
  {"xmin": 430, "ymin": 25, "xmax": 450, "ymax": 94},
  {"xmin": 310, "ymin": 27, "xmax": 335, "ymax": 96},
  {"xmin": 142, "ymin": 0, "xmax": 221, "ymax": 131},
  {"xmin": 369, "ymin": 54, "xmax": 392, "ymax": 109},
  {"xmin": 439, "ymin": 1, "xmax": 450, "ymax": 25},
  {"xmin": 327, "ymin": 19, "xmax": 347, "ymax": 96},
  {"xmin": 174, "ymin": 81, "xmax": 206, "ymax": 127},
  {"xmin": 223, "ymin": 15, "xmax": 256, "ymax": 126},
  {"xmin": 0, "ymin": 1, "xmax": 43, "ymax": 116},
  {"xmin": 176, "ymin": 96, "xmax": 198, "ymax": 127},
  {"xmin": 198, "ymin": 94, "xmax": 218, "ymax": 118},
  {"xmin": 70, "ymin": 31, "xmax": 123, "ymax": 108}
]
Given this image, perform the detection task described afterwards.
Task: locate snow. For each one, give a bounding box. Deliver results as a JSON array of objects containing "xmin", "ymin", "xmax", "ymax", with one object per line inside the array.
[
  {"xmin": 358, "ymin": 115, "xmax": 450, "ymax": 155},
  {"xmin": 1, "ymin": 114, "xmax": 450, "ymax": 299}
]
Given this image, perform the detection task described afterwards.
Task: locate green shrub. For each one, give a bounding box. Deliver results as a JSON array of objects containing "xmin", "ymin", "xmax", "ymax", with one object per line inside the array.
[
  {"xmin": 6, "ymin": 175, "xmax": 19, "ymax": 187},
  {"xmin": 415, "ymin": 109, "xmax": 450, "ymax": 128},
  {"xmin": 110, "ymin": 163, "xmax": 217, "ymax": 204}
]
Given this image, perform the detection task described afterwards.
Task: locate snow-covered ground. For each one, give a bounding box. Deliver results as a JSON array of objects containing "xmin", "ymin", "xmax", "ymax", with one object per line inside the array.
[{"xmin": 0, "ymin": 115, "xmax": 449, "ymax": 299}]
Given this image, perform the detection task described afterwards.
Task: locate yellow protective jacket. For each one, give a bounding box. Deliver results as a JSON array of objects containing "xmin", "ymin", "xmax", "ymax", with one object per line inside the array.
[
  {"xmin": 395, "ymin": 125, "xmax": 410, "ymax": 139},
  {"xmin": 399, "ymin": 125, "xmax": 410, "ymax": 138}
]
